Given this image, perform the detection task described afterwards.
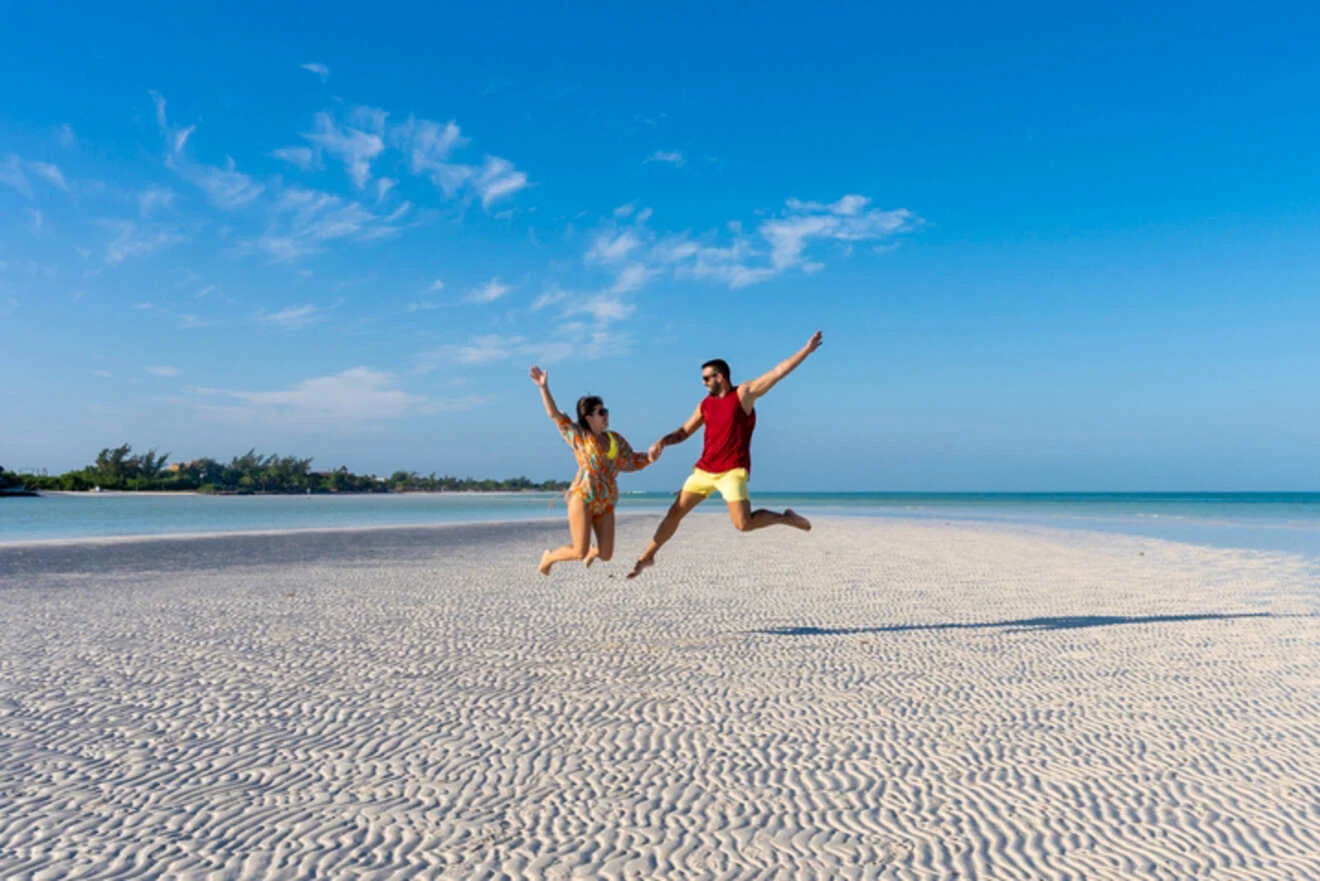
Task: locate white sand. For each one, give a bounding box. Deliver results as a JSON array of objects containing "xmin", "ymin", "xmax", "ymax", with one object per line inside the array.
[{"xmin": 1, "ymin": 516, "xmax": 1317, "ymax": 880}]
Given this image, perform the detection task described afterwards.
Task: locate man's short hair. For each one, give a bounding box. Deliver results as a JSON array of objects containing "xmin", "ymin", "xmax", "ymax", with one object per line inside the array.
[{"xmin": 702, "ymin": 358, "xmax": 731, "ymax": 381}]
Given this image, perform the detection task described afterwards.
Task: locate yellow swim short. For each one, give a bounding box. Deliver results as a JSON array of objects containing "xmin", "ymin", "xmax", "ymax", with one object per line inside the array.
[{"xmin": 681, "ymin": 467, "xmax": 750, "ymax": 503}]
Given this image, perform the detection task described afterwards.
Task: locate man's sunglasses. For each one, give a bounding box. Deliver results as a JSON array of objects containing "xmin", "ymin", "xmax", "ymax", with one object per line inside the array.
[{"xmin": 701, "ymin": 374, "xmax": 719, "ymax": 383}]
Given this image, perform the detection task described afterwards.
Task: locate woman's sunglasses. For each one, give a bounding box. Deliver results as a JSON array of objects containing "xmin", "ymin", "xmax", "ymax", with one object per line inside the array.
[{"xmin": 593, "ymin": 408, "xmax": 609, "ymax": 417}]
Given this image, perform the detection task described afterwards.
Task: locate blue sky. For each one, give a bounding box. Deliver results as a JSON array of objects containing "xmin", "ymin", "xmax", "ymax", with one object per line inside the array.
[{"xmin": 3, "ymin": 2, "xmax": 1319, "ymax": 490}]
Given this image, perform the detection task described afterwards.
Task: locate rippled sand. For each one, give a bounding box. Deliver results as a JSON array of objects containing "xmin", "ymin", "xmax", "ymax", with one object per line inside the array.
[{"xmin": 1, "ymin": 516, "xmax": 1317, "ymax": 880}]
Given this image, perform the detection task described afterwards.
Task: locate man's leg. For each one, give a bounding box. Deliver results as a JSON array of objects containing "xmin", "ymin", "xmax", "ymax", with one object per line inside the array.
[
  {"xmin": 626, "ymin": 490, "xmax": 707, "ymax": 578},
  {"xmin": 727, "ymin": 500, "xmax": 812, "ymax": 532}
]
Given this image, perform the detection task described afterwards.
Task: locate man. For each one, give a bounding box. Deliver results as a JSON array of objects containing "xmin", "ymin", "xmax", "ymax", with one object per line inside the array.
[{"xmin": 627, "ymin": 330, "xmax": 823, "ymax": 579}]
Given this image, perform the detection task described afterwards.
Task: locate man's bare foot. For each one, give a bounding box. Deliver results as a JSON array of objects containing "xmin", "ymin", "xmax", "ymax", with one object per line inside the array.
[
  {"xmin": 583, "ymin": 547, "xmax": 599, "ymax": 568},
  {"xmin": 626, "ymin": 557, "xmax": 654, "ymax": 579},
  {"xmin": 784, "ymin": 508, "xmax": 812, "ymax": 531},
  {"xmin": 538, "ymin": 550, "xmax": 553, "ymax": 575}
]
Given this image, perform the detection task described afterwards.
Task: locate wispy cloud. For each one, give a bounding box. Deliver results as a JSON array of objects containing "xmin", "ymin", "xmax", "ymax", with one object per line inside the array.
[
  {"xmin": 139, "ymin": 185, "xmax": 176, "ymax": 217},
  {"xmin": 389, "ymin": 116, "xmax": 528, "ymax": 211},
  {"xmin": 102, "ymin": 220, "xmax": 186, "ymax": 265},
  {"xmin": 301, "ymin": 62, "xmax": 330, "ymax": 82},
  {"xmin": 531, "ymin": 287, "xmax": 567, "ymax": 311},
  {"xmin": 247, "ymin": 186, "xmax": 410, "ymax": 262},
  {"xmin": 0, "ymin": 155, "xmax": 69, "ymax": 198},
  {"xmin": 585, "ymin": 229, "xmax": 642, "ymax": 265},
  {"xmin": 575, "ymin": 193, "xmax": 916, "ymax": 294},
  {"xmin": 59, "ymin": 124, "xmax": 76, "ymax": 149},
  {"xmin": 272, "ymin": 146, "xmax": 316, "ymax": 170},
  {"xmin": 187, "ymin": 367, "xmax": 429, "ymax": 425},
  {"xmin": 177, "ymin": 314, "xmax": 214, "ymax": 329},
  {"xmin": 645, "ymin": 150, "xmax": 684, "ymax": 166},
  {"xmin": 464, "ymin": 277, "xmax": 512, "ymax": 304},
  {"xmin": 255, "ymin": 303, "xmax": 323, "ymax": 329},
  {"xmin": 151, "ymin": 91, "xmax": 266, "ymax": 210},
  {"xmin": 302, "ymin": 111, "xmax": 386, "ymax": 189},
  {"xmin": 474, "ymin": 156, "xmax": 528, "ymax": 208},
  {"xmin": 146, "ymin": 365, "xmax": 180, "ymax": 377}
]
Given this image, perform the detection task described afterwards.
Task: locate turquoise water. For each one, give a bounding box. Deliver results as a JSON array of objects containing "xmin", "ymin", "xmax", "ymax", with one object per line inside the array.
[{"xmin": 3, "ymin": 491, "xmax": 1320, "ymax": 559}]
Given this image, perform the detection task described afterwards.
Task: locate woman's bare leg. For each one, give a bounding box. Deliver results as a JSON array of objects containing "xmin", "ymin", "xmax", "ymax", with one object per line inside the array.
[
  {"xmin": 585, "ymin": 510, "xmax": 615, "ymax": 567},
  {"xmin": 540, "ymin": 496, "xmax": 592, "ymax": 574}
]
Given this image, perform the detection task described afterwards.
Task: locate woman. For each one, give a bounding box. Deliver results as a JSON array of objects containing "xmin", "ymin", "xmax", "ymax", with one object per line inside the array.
[{"xmin": 530, "ymin": 365, "xmax": 658, "ymax": 574}]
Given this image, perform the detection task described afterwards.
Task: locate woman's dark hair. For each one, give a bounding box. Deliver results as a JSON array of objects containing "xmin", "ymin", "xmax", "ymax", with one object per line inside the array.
[
  {"xmin": 576, "ymin": 395, "xmax": 605, "ymax": 431},
  {"xmin": 702, "ymin": 358, "xmax": 732, "ymax": 382}
]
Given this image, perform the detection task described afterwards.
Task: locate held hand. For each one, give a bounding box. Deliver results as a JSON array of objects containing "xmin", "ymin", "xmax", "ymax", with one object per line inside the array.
[
  {"xmin": 804, "ymin": 330, "xmax": 823, "ymax": 355},
  {"xmin": 528, "ymin": 365, "xmax": 549, "ymax": 387},
  {"xmin": 648, "ymin": 441, "xmax": 664, "ymax": 462}
]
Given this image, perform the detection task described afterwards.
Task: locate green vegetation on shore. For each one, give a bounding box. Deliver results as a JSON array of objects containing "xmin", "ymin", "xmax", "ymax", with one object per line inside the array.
[{"xmin": 8, "ymin": 445, "xmax": 570, "ymax": 495}]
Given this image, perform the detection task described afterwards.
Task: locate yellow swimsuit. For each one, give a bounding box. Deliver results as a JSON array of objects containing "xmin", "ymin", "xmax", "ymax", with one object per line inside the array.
[{"xmin": 555, "ymin": 415, "xmax": 651, "ymax": 516}]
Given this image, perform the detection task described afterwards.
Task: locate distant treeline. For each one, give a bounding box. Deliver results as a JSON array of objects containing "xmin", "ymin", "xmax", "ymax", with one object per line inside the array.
[{"xmin": 9, "ymin": 445, "xmax": 570, "ymax": 494}]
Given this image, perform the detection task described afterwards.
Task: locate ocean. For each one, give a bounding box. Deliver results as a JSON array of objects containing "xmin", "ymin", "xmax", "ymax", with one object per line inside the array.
[{"xmin": 3, "ymin": 491, "xmax": 1320, "ymax": 561}]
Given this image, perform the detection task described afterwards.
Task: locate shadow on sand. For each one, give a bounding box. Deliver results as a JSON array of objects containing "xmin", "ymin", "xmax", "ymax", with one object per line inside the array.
[{"xmin": 754, "ymin": 612, "xmax": 1278, "ymax": 637}]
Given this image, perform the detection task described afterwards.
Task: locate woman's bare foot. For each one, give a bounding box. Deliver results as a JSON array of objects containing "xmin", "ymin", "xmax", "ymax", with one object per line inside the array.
[
  {"xmin": 538, "ymin": 550, "xmax": 553, "ymax": 575},
  {"xmin": 583, "ymin": 546, "xmax": 599, "ymax": 568},
  {"xmin": 784, "ymin": 508, "xmax": 812, "ymax": 531}
]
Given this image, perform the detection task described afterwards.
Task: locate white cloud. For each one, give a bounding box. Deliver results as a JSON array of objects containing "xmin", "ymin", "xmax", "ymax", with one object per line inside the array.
[
  {"xmin": 609, "ymin": 262, "xmax": 657, "ymax": 294},
  {"xmin": 152, "ymin": 91, "xmax": 265, "ymax": 210},
  {"xmin": 393, "ymin": 116, "xmax": 466, "ymax": 175},
  {"xmin": 434, "ymin": 333, "xmax": 524, "ymax": 366},
  {"xmin": 585, "ymin": 229, "xmax": 641, "ymax": 265},
  {"xmin": 272, "ymin": 146, "xmax": 316, "ymax": 170},
  {"xmin": 0, "ymin": 155, "xmax": 69, "ymax": 198},
  {"xmin": 565, "ymin": 293, "xmax": 634, "ymax": 325},
  {"xmin": 301, "ymin": 62, "xmax": 330, "ymax": 82},
  {"xmin": 177, "ymin": 314, "xmax": 213, "ymax": 329},
  {"xmin": 59, "ymin": 124, "xmax": 76, "ymax": 148},
  {"xmin": 146, "ymin": 365, "xmax": 180, "ymax": 377},
  {"xmin": 256, "ymin": 304, "xmax": 322, "ymax": 329},
  {"xmin": 390, "ymin": 117, "xmax": 527, "ymax": 210},
  {"xmin": 474, "ymin": 156, "xmax": 528, "ymax": 208},
  {"xmin": 575, "ymin": 193, "xmax": 915, "ymax": 293},
  {"xmin": 188, "ymin": 367, "xmax": 427, "ymax": 425},
  {"xmin": 102, "ymin": 220, "xmax": 186, "ymax": 265},
  {"xmin": 171, "ymin": 153, "xmax": 264, "ymax": 210},
  {"xmin": 464, "ymin": 277, "xmax": 512, "ymax": 304},
  {"xmin": 247, "ymin": 186, "xmax": 409, "ymax": 262},
  {"xmin": 426, "ymin": 279, "xmax": 445, "ymax": 292},
  {"xmin": 613, "ymin": 203, "xmax": 635, "ymax": 219},
  {"xmin": 302, "ymin": 111, "xmax": 385, "ymax": 189},
  {"xmin": 531, "ymin": 287, "xmax": 567, "ymax": 311},
  {"xmin": 761, "ymin": 197, "xmax": 913, "ymax": 271},
  {"xmin": 27, "ymin": 161, "xmax": 67, "ymax": 191},
  {"xmin": 645, "ymin": 150, "xmax": 684, "ymax": 166},
  {"xmin": 375, "ymin": 177, "xmax": 396, "ymax": 202},
  {"xmin": 139, "ymin": 186, "xmax": 176, "ymax": 217}
]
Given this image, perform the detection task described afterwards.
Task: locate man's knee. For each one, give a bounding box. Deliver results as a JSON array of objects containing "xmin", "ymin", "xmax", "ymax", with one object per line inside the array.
[
  {"xmin": 730, "ymin": 514, "xmax": 752, "ymax": 532},
  {"xmin": 597, "ymin": 550, "xmax": 613, "ymax": 562}
]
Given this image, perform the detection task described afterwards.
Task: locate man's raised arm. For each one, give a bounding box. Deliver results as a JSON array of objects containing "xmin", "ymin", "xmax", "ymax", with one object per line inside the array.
[
  {"xmin": 648, "ymin": 404, "xmax": 705, "ymax": 462},
  {"xmin": 740, "ymin": 330, "xmax": 824, "ymax": 405}
]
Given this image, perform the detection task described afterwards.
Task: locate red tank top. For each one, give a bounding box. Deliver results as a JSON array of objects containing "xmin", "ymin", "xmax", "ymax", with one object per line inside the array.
[{"xmin": 696, "ymin": 387, "xmax": 756, "ymax": 474}]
